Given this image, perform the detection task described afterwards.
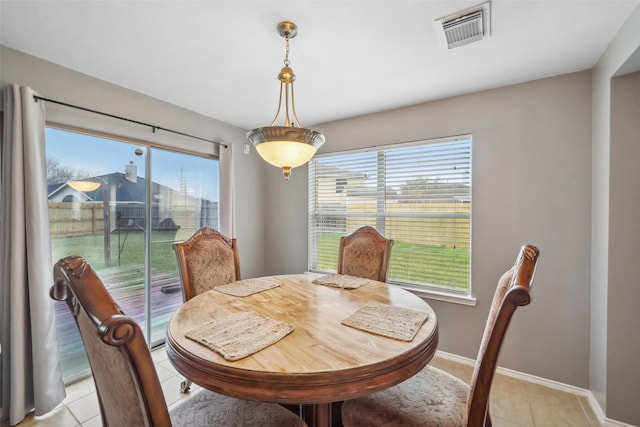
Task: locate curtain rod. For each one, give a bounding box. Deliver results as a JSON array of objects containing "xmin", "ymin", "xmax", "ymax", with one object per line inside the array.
[{"xmin": 33, "ymin": 95, "xmax": 228, "ymax": 148}]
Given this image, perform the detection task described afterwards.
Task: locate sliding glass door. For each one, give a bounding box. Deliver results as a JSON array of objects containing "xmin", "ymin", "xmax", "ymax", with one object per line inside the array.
[
  {"xmin": 148, "ymin": 148, "xmax": 219, "ymax": 345},
  {"xmin": 46, "ymin": 127, "xmax": 219, "ymax": 381}
]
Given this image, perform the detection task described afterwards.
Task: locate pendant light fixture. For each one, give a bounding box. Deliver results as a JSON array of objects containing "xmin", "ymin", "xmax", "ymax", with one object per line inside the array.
[{"xmin": 246, "ymin": 21, "xmax": 325, "ymax": 180}]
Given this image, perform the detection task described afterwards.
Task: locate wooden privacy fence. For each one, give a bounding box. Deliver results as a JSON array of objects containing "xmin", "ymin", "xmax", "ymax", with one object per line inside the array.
[
  {"xmin": 49, "ymin": 202, "xmax": 104, "ymax": 236},
  {"xmin": 49, "ymin": 201, "xmax": 218, "ymax": 237},
  {"xmin": 345, "ymin": 202, "xmax": 471, "ymax": 249}
]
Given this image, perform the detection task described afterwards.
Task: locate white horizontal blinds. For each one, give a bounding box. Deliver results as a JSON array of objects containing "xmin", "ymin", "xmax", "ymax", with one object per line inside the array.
[
  {"xmin": 309, "ymin": 151, "xmax": 379, "ymax": 272},
  {"xmin": 383, "ymin": 140, "xmax": 471, "ymax": 291},
  {"xmin": 309, "ymin": 136, "xmax": 472, "ymax": 293}
]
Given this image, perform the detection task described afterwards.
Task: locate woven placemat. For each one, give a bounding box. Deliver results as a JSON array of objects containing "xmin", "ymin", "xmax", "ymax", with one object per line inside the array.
[
  {"xmin": 341, "ymin": 302, "xmax": 429, "ymax": 342},
  {"xmin": 185, "ymin": 311, "xmax": 294, "ymax": 361},
  {"xmin": 214, "ymin": 277, "xmax": 280, "ymax": 297},
  {"xmin": 312, "ymin": 273, "xmax": 372, "ymax": 289}
]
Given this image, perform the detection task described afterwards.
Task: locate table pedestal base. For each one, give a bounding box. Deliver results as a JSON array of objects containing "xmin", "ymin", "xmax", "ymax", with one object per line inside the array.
[{"xmin": 301, "ymin": 401, "xmax": 342, "ymax": 427}]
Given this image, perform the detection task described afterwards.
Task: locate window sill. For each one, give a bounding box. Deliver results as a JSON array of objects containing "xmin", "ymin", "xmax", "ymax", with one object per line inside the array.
[
  {"xmin": 389, "ymin": 282, "xmax": 477, "ymax": 306},
  {"xmin": 307, "ymin": 270, "xmax": 477, "ymax": 306}
]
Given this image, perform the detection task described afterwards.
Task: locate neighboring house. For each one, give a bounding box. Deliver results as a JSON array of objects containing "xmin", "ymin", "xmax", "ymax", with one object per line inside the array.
[
  {"xmin": 48, "ymin": 183, "xmax": 93, "ymax": 203},
  {"xmin": 47, "ymin": 168, "xmax": 217, "ymax": 236},
  {"xmin": 313, "ymin": 162, "xmax": 470, "ymax": 247}
]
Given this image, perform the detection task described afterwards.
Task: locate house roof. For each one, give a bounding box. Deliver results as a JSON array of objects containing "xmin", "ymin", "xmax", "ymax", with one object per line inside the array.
[{"xmin": 48, "ymin": 172, "xmax": 161, "ymax": 203}]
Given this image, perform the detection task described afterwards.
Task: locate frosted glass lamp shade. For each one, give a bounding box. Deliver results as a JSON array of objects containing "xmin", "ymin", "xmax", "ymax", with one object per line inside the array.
[{"xmin": 247, "ymin": 126, "xmax": 325, "ymax": 179}]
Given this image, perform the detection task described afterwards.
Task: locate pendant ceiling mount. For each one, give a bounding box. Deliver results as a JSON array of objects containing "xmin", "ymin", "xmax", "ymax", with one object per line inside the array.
[{"xmin": 277, "ymin": 21, "xmax": 298, "ymax": 39}]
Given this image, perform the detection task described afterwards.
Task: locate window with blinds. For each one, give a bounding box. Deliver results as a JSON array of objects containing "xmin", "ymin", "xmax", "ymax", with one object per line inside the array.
[{"xmin": 308, "ymin": 135, "xmax": 472, "ymax": 294}]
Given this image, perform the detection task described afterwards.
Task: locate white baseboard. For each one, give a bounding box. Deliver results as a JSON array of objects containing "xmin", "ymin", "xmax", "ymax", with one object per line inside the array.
[
  {"xmin": 588, "ymin": 392, "xmax": 607, "ymax": 426},
  {"xmin": 434, "ymin": 351, "xmax": 637, "ymax": 427},
  {"xmin": 605, "ymin": 419, "xmax": 638, "ymax": 427}
]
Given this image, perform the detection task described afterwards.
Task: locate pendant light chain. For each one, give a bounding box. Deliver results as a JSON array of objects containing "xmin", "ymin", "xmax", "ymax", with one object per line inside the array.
[{"xmin": 284, "ymin": 36, "xmax": 291, "ymax": 66}]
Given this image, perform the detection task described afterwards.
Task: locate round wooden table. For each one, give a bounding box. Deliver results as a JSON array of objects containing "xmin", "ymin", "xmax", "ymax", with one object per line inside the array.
[{"xmin": 166, "ymin": 273, "xmax": 438, "ymax": 427}]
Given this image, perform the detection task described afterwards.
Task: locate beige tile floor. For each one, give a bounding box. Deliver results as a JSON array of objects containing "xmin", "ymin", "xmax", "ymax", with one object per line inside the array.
[{"xmin": 9, "ymin": 349, "xmax": 601, "ymax": 427}]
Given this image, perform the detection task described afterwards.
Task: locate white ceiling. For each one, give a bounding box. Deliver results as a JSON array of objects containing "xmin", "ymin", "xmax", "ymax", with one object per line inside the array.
[{"xmin": 1, "ymin": 1, "xmax": 638, "ymax": 130}]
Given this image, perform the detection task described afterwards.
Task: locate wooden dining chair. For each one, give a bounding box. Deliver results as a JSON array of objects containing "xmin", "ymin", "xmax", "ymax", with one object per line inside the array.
[
  {"xmin": 338, "ymin": 225, "xmax": 394, "ymax": 282},
  {"xmin": 50, "ymin": 256, "xmax": 307, "ymax": 427},
  {"xmin": 173, "ymin": 227, "xmax": 240, "ymax": 392},
  {"xmin": 341, "ymin": 244, "xmax": 540, "ymax": 427},
  {"xmin": 173, "ymin": 226, "xmax": 241, "ymax": 301}
]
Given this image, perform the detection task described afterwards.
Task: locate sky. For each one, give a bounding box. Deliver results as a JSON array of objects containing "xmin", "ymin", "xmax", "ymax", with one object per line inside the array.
[{"xmin": 46, "ymin": 127, "xmax": 219, "ymax": 202}]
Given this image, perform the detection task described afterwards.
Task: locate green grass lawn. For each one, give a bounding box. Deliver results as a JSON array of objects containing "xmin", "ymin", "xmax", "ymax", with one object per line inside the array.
[
  {"xmin": 51, "ymin": 231, "xmax": 180, "ymax": 273},
  {"xmin": 316, "ymin": 233, "xmax": 470, "ymax": 290},
  {"xmin": 52, "ymin": 231, "xmax": 470, "ymax": 291}
]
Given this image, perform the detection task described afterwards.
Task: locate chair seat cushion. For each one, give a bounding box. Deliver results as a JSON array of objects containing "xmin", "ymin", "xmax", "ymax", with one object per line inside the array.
[
  {"xmin": 170, "ymin": 389, "xmax": 307, "ymax": 427},
  {"xmin": 341, "ymin": 366, "xmax": 469, "ymax": 427}
]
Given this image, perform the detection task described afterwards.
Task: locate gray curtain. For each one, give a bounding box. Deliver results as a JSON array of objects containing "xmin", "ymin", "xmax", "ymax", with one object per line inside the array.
[{"xmin": 0, "ymin": 85, "xmax": 66, "ymax": 425}]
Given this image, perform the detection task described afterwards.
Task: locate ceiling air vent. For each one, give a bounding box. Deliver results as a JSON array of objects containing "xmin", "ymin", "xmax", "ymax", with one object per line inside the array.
[{"xmin": 435, "ymin": 2, "xmax": 491, "ymax": 50}]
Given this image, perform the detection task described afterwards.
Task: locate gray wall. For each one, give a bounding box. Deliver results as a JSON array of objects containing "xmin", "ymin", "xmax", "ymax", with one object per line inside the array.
[
  {"xmin": 264, "ymin": 71, "xmax": 594, "ymax": 388},
  {"xmin": 0, "ymin": 45, "xmax": 267, "ymax": 279},
  {"xmin": 609, "ymin": 70, "xmax": 640, "ymax": 425},
  {"xmin": 591, "ymin": 5, "xmax": 640, "ymax": 425}
]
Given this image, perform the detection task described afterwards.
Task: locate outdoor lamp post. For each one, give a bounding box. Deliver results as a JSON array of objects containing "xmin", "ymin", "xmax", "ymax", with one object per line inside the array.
[{"xmin": 102, "ymin": 180, "xmax": 111, "ymax": 267}]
